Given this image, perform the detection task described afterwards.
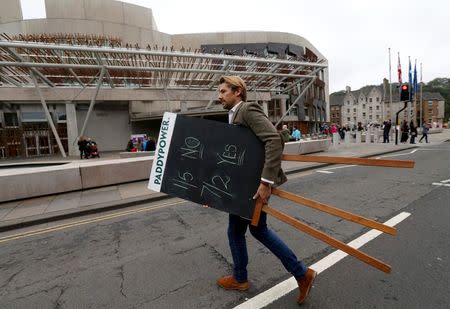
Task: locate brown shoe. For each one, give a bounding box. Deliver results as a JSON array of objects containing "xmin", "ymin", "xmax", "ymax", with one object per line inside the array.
[
  {"xmin": 297, "ymin": 268, "xmax": 317, "ymax": 304},
  {"xmin": 217, "ymin": 275, "xmax": 249, "ymax": 291}
]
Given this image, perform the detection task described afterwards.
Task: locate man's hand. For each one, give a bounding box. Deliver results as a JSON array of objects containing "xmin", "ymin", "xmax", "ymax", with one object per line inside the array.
[{"xmin": 253, "ymin": 182, "xmax": 271, "ymax": 204}]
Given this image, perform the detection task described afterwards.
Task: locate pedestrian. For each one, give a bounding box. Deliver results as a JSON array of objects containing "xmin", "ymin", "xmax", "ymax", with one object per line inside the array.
[
  {"xmin": 280, "ymin": 124, "xmax": 291, "ymax": 143},
  {"xmin": 383, "ymin": 120, "xmax": 392, "ymax": 143},
  {"xmin": 77, "ymin": 136, "xmax": 88, "ymax": 159},
  {"xmin": 291, "ymin": 126, "xmax": 301, "ymax": 141},
  {"xmin": 126, "ymin": 139, "xmax": 133, "ymax": 152},
  {"xmin": 215, "ymin": 76, "xmax": 316, "ymax": 305},
  {"xmin": 145, "ymin": 137, "xmax": 156, "ymax": 151},
  {"xmin": 330, "ymin": 123, "xmax": 337, "ymax": 134},
  {"xmin": 419, "ymin": 122, "xmax": 429, "ymax": 143},
  {"xmin": 409, "ymin": 120, "xmax": 417, "ymax": 144},
  {"xmin": 400, "ymin": 120, "xmax": 409, "ymax": 143}
]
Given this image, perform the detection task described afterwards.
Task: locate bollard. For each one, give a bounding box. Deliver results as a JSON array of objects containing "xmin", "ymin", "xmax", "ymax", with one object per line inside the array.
[
  {"xmin": 355, "ymin": 131, "xmax": 362, "ymax": 143},
  {"xmin": 332, "ymin": 132, "xmax": 339, "ymax": 146},
  {"xmin": 373, "ymin": 129, "xmax": 379, "ymax": 143},
  {"xmin": 345, "ymin": 131, "xmax": 351, "ymax": 147},
  {"xmin": 366, "ymin": 128, "xmax": 372, "ymax": 144}
]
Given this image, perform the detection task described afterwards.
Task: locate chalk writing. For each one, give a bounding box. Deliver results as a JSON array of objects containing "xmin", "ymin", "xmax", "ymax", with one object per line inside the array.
[
  {"xmin": 217, "ymin": 144, "xmax": 246, "ymax": 166},
  {"xmin": 172, "ymin": 171, "xmax": 198, "ymax": 190},
  {"xmin": 201, "ymin": 175, "xmax": 232, "ymax": 198},
  {"xmin": 180, "ymin": 136, "xmax": 204, "ymax": 159}
]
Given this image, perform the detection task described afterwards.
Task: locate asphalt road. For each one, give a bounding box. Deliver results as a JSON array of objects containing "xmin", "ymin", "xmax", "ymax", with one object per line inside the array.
[{"xmin": 0, "ymin": 142, "xmax": 449, "ymax": 309}]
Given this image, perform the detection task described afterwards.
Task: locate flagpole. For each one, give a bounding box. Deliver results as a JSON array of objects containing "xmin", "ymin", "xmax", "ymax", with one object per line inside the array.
[
  {"xmin": 388, "ymin": 48, "xmax": 392, "ymax": 122},
  {"xmin": 420, "ymin": 62, "xmax": 423, "ymax": 127},
  {"xmin": 408, "ymin": 56, "xmax": 411, "ymax": 122},
  {"xmin": 414, "ymin": 59, "xmax": 417, "ymax": 125}
]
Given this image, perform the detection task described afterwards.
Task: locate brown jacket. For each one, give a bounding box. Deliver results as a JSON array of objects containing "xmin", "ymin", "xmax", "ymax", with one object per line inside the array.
[{"xmin": 231, "ymin": 102, "xmax": 287, "ymax": 186}]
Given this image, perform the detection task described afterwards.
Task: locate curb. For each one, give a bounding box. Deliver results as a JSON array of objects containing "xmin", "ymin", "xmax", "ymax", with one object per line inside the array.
[
  {"xmin": 0, "ymin": 145, "xmax": 418, "ymax": 232},
  {"xmin": 0, "ymin": 193, "xmax": 168, "ymax": 233}
]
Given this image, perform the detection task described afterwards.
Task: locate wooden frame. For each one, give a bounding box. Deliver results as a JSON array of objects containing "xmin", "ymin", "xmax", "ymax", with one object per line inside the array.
[
  {"xmin": 282, "ymin": 154, "xmax": 415, "ymax": 168},
  {"xmin": 250, "ymin": 154, "xmax": 415, "ymax": 273}
]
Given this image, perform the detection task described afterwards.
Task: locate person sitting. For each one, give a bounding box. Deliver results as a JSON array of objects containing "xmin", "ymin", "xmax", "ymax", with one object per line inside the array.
[
  {"xmin": 291, "ymin": 126, "xmax": 301, "ymax": 141},
  {"xmin": 145, "ymin": 137, "xmax": 156, "ymax": 151},
  {"xmin": 126, "ymin": 139, "xmax": 133, "ymax": 152}
]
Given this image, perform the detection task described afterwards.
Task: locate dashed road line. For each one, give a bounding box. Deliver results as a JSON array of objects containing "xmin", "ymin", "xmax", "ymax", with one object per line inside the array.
[
  {"xmin": 432, "ymin": 182, "xmax": 450, "ymax": 187},
  {"xmin": 316, "ymin": 165, "xmax": 356, "ymax": 174}
]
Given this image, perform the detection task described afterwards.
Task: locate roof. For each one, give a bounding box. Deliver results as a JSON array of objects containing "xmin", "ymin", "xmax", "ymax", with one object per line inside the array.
[
  {"xmin": 0, "ymin": 38, "xmax": 327, "ymax": 93},
  {"xmin": 330, "ymin": 92, "xmax": 345, "ymax": 106},
  {"xmin": 422, "ymin": 92, "xmax": 445, "ymax": 101}
]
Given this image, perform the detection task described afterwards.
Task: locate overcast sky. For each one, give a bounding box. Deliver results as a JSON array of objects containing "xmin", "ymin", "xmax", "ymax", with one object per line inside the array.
[{"xmin": 20, "ymin": 0, "xmax": 450, "ymax": 93}]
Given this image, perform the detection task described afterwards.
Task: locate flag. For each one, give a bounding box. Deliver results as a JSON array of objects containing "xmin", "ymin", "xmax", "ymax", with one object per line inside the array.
[
  {"xmin": 413, "ymin": 60, "xmax": 418, "ymax": 94},
  {"xmin": 397, "ymin": 53, "xmax": 402, "ymax": 84},
  {"xmin": 408, "ymin": 57, "xmax": 412, "ymax": 99},
  {"xmin": 408, "ymin": 57, "xmax": 412, "ymax": 86}
]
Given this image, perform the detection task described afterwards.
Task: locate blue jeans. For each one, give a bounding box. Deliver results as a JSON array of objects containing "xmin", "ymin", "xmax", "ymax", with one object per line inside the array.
[{"xmin": 227, "ymin": 213, "xmax": 307, "ymax": 282}]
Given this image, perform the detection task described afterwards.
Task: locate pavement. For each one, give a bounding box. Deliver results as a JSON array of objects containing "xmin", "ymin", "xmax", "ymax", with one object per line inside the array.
[{"xmin": 1, "ymin": 129, "xmax": 449, "ymax": 232}]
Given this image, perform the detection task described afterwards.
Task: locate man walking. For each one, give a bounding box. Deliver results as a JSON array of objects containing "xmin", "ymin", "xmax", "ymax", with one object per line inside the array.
[
  {"xmin": 419, "ymin": 122, "xmax": 429, "ymax": 143},
  {"xmin": 216, "ymin": 76, "xmax": 316, "ymax": 305},
  {"xmin": 383, "ymin": 120, "xmax": 392, "ymax": 143}
]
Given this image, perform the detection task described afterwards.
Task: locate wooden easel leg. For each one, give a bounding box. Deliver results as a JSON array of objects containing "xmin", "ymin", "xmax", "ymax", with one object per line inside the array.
[
  {"xmin": 271, "ymin": 187, "xmax": 396, "ymax": 236},
  {"xmin": 281, "ymin": 154, "xmax": 414, "ymax": 168},
  {"xmin": 251, "ymin": 198, "xmax": 264, "ymax": 226},
  {"xmin": 262, "ymin": 205, "xmax": 391, "ymax": 273}
]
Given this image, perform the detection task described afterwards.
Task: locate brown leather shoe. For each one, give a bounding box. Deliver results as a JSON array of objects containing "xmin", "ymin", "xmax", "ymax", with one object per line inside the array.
[
  {"xmin": 217, "ymin": 275, "xmax": 249, "ymax": 291},
  {"xmin": 297, "ymin": 268, "xmax": 317, "ymax": 304}
]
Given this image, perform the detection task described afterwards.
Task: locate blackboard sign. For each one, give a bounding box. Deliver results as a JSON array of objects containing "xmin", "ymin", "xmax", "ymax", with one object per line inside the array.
[{"xmin": 148, "ymin": 112, "xmax": 265, "ymax": 219}]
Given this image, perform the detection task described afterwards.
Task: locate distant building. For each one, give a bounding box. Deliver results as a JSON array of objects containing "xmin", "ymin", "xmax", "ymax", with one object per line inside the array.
[
  {"xmin": 336, "ymin": 85, "xmax": 386, "ymax": 126},
  {"xmin": 417, "ymin": 92, "xmax": 445, "ymax": 126},
  {"xmin": 331, "ymin": 82, "xmax": 446, "ymax": 128},
  {"xmin": 330, "ymin": 92, "xmax": 345, "ymax": 126}
]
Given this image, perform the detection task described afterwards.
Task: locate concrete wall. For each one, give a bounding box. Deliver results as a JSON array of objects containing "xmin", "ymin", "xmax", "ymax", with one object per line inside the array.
[
  {"xmin": 76, "ymin": 102, "xmax": 131, "ymax": 151},
  {"xmin": 0, "ymin": 164, "xmax": 82, "ymax": 202},
  {"xmin": 80, "ymin": 157, "xmax": 151, "ymax": 188},
  {"xmin": 0, "ymin": 157, "xmax": 153, "ymax": 202},
  {"xmin": 0, "ymin": 0, "xmax": 22, "ymax": 24},
  {"xmin": 0, "ymin": 0, "xmax": 165, "ymax": 46},
  {"xmin": 44, "ymin": 0, "xmax": 156, "ymax": 30}
]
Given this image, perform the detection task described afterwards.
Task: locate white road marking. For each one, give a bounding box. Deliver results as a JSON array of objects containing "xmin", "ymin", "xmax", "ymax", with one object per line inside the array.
[
  {"xmin": 316, "ymin": 170, "xmax": 333, "ymax": 174},
  {"xmin": 232, "ymin": 212, "xmax": 411, "ymax": 309},
  {"xmin": 316, "ymin": 165, "xmax": 356, "ymax": 174},
  {"xmin": 440, "ymin": 179, "xmax": 450, "ymax": 183},
  {"xmin": 432, "ymin": 182, "xmax": 450, "ymax": 187},
  {"xmin": 379, "ymin": 149, "xmax": 417, "ymax": 158}
]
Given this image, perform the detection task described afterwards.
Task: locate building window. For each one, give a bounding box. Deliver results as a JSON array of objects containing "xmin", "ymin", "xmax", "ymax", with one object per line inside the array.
[
  {"xmin": 4, "ymin": 112, "xmax": 19, "ymax": 127},
  {"xmin": 369, "ymin": 115, "xmax": 372, "ymax": 120},
  {"xmin": 428, "ymin": 101, "xmax": 433, "ymax": 107},
  {"xmin": 369, "ymin": 98, "xmax": 373, "ymax": 102},
  {"xmin": 347, "ymin": 117, "xmax": 351, "ymax": 121},
  {"xmin": 21, "ymin": 112, "xmax": 47, "ymax": 123},
  {"xmin": 353, "ymin": 108, "xmax": 356, "ymax": 112},
  {"xmin": 347, "ymin": 100, "xmax": 350, "ymax": 105},
  {"xmin": 376, "ymin": 97, "xmax": 379, "ymax": 102},
  {"xmin": 369, "ymin": 107, "xmax": 373, "ymax": 111},
  {"xmin": 362, "ymin": 104, "xmax": 366, "ymax": 109},
  {"xmin": 363, "ymin": 112, "xmax": 366, "ymax": 117},
  {"xmin": 376, "ymin": 106, "xmax": 380, "ymax": 110},
  {"xmin": 347, "ymin": 109, "xmax": 350, "ymax": 113},
  {"xmin": 376, "ymin": 115, "xmax": 380, "ymax": 119}
]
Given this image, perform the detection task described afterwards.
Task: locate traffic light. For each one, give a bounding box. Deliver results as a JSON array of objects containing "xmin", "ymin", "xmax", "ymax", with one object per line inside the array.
[{"xmin": 400, "ymin": 84, "xmax": 410, "ymax": 101}]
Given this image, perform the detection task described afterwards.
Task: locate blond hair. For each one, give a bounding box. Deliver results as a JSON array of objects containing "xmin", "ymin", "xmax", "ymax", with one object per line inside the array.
[{"xmin": 219, "ymin": 76, "xmax": 247, "ymax": 102}]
